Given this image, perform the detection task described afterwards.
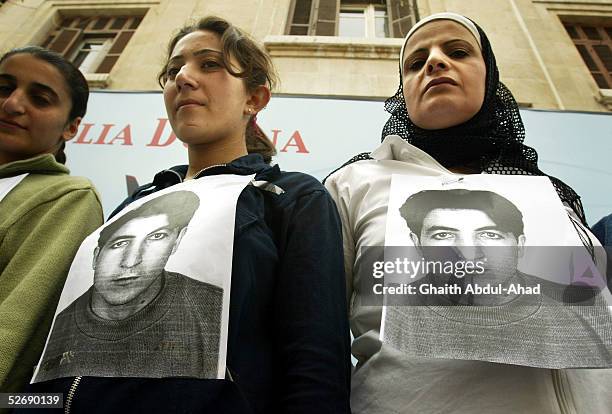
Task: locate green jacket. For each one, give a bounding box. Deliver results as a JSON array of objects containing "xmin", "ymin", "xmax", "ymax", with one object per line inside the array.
[{"xmin": 0, "ymin": 154, "xmax": 103, "ymax": 393}]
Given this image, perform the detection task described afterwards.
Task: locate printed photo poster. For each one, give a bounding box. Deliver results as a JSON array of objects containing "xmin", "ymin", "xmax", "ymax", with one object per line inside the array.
[
  {"xmin": 379, "ymin": 174, "xmax": 612, "ymax": 369},
  {"xmin": 32, "ymin": 174, "xmax": 254, "ymax": 383}
]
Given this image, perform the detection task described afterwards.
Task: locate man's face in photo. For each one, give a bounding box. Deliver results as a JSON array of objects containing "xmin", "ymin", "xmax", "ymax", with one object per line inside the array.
[
  {"xmin": 412, "ymin": 208, "xmax": 525, "ymax": 279},
  {"xmin": 92, "ymin": 214, "xmax": 182, "ymax": 310},
  {"xmin": 418, "ymin": 208, "xmax": 523, "ymax": 249}
]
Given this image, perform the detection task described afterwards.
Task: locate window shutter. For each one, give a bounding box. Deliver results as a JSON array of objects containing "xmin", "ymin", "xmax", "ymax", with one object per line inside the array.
[
  {"xmin": 96, "ymin": 55, "xmax": 119, "ymax": 74},
  {"xmin": 314, "ymin": 0, "xmax": 339, "ymax": 36},
  {"xmin": 387, "ymin": 0, "xmax": 417, "ymax": 38},
  {"xmin": 288, "ymin": 0, "xmax": 314, "ymax": 35},
  {"xmin": 564, "ymin": 22, "xmax": 612, "ymax": 89},
  {"xmin": 109, "ymin": 31, "xmax": 134, "ymax": 54},
  {"xmin": 47, "ymin": 28, "xmax": 82, "ymax": 56}
]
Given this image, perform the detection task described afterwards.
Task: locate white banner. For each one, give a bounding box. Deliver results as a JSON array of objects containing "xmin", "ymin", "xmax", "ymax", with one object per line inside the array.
[{"xmin": 65, "ymin": 91, "xmax": 612, "ymax": 224}]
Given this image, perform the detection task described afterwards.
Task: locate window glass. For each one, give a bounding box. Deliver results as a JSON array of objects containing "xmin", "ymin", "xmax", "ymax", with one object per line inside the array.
[
  {"xmin": 73, "ymin": 39, "xmax": 113, "ymax": 73},
  {"xmin": 339, "ymin": 10, "xmax": 366, "ymax": 37},
  {"xmin": 375, "ymin": 9, "xmax": 389, "ymax": 38}
]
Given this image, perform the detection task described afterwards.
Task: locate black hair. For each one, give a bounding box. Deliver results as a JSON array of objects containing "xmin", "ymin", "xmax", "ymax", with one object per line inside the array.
[
  {"xmin": 0, "ymin": 46, "xmax": 89, "ymax": 164},
  {"xmin": 399, "ymin": 189, "xmax": 524, "ymax": 239},
  {"xmin": 98, "ymin": 191, "xmax": 200, "ymax": 248}
]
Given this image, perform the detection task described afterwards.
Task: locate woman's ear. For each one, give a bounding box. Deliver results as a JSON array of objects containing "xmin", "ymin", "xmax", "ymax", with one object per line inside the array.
[
  {"xmin": 62, "ymin": 116, "xmax": 82, "ymax": 141},
  {"xmin": 245, "ymin": 85, "xmax": 271, "ymax": 115}
]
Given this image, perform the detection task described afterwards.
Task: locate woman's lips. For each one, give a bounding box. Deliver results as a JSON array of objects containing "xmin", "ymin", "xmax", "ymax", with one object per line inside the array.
[
  {"xmin": 0, "ymin": 118, "xmax": 26, "ymax": 130},
  {"xmin": 176, "ymin": 99, "xmax": 203, "ymax": 111},
  {"xmin": 425, "ymin": 77, "xmax": 457, "ymax": 93}
]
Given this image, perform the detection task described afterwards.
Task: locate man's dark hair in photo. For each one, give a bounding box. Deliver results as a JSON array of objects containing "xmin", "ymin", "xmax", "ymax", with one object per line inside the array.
[
  {"xmin": 98, "ymin": 190, "xmax": 200, "ymax": 248},
  {"xmin": 399, "ymin": 189, "xmax": 524, "ymax": 239}
]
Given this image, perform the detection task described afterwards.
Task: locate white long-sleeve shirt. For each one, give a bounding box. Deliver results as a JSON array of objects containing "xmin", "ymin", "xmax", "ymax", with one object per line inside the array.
[{"xmin": 325, "ymin": 135, "xmax": 612, "ymax": 414}]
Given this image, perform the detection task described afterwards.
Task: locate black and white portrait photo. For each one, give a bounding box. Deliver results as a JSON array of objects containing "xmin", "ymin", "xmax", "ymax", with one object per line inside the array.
[
  {"xmin": 398, "ymin": 188, "xmax": 527, "ymax": 306},
  {"xmin": 385, "ymin": 175, "xmax": 607, "ymax": 284},
  {"xmin": 33, "ymin": 174, "xmax": 254, "ymax": 382},
  {"xmin": 380, "ymin": 174, "xmax": 612, "ymax": 369}
]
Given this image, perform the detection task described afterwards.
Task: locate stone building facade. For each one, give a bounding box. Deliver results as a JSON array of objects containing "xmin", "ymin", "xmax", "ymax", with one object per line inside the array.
[{"xmin": 0, "ymin": 0, "xmax": 611, "ymax": 111}]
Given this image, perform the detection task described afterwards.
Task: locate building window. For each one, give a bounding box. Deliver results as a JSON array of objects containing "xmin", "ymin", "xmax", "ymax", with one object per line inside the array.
[
  {"xmin": 287, "ymin": 0, "xmax": 417, "ymax": 38},
  {"xmin": 41, "ymin": 15, "xmax": 143, "ymax": 74},
  {"xmin": 563, "ymin": 21, "xmax": 612, "ymax": 89},
  {"xmin": 338, "ymin": 4, "xmax": 389, "ymax": 38}
]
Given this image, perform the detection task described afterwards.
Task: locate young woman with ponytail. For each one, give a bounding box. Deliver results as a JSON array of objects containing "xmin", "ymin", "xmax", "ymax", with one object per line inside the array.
[{"xmin": 26, "ymin": 16, "xmax": 351, "ymax": 414}]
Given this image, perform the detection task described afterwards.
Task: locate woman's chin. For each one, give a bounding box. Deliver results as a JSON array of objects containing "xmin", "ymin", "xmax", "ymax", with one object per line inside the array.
[
  {"xmin": 174, "ymin": 128, "xmax": 214, "ymax": 147},
  {"xmin": 411, "ymin": 106, "xmax": 478, "ymax": 130}
]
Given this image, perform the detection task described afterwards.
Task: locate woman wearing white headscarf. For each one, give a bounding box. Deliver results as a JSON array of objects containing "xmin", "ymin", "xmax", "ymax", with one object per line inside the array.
[{"xmin": 325, "ymin": 12, "xmax": 611, "ymax": 413}]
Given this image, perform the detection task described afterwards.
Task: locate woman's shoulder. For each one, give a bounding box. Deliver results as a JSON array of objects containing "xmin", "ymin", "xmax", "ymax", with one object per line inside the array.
[
  {"xmin": 21, "ymin": 172, "xmax": 98, "ymax": 199},
  {"xmin": 273, "ymin": 169, "xmax": 326, "ymax": 194},
  {"xmin": 2, "ymin": 161, "xmax": 101, "ymax": 219},
  {"xmin": 325, "ymin": 157, "xmax": 376, "ymax": 186},
  {"xmin": 0, "ymin": 153, "xmax": 67, "ymax": 176},
  {"xmin": 252, "ymin": 168, "xmax": 336, "ymax": 213},
  {"xmin": 252, "ymin": 166, "xmax": 326, "ymax": 201},
  {"xmin": 1, "ymin": 169, "xmax": 102, "ymax": 237},
  {"xmin": 1, "ymin": 154, "xmax": 97, "ymax": 192}
]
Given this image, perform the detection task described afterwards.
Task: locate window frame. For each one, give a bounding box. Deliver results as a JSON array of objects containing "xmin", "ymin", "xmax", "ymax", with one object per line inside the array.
[
  {"xmin": 42, "ymin": 15, "xmax": 143, "ymax": 76},
  {"xmin": 563, "ymin": 21, "xmax": 612, "ymax": 89},
  {"xmin": 71, "ymin": 37, "xmax": 115, "ymax": 74},
  {"xmin": 286, "ymin": 0, "xmax": 416, "ymax": 38},
  {"xmin": 287, "ymin": 0, "xmax": 316, "ymax": 35}
]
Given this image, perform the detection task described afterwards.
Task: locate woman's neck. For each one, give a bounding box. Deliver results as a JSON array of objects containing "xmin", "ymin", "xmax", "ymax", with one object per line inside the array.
[{"xmin": 185, "ymin": 139, "xmax": 248, "ymax": 180}]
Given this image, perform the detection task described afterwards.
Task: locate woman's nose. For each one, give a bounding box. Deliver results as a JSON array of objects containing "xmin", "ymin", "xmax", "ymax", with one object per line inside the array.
[
  {"xmin": 1, "ymin": 89, "xmax": 26, "ymax": 115},
  {"xmin": 426, "ymin": 49, "xmax": 449, "ymax": 74},
  {"xmin": 175, "ymin": 64, "xmax": 198, "ymax": 91}
]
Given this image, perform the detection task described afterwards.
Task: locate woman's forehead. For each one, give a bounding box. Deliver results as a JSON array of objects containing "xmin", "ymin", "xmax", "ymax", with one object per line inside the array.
[
  {"xmin": 171, "ymin": 30, "xmax": 222, "ymax": 59},
  {"xmin": 404, "ymin": 20, "xmax": 480, "ymax": 54},
  {"xmin": 0, "ymin": 53, "xmax": 70, "ymax": 100},
  {"xmin": 168, "ymin": 29, "xmax": 243, "ymax": 71}
]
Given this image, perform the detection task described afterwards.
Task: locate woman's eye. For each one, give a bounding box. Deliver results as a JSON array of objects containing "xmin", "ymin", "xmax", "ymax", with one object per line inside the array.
[
  {"xmin": 0, "ymin": 84, "xmax": 13, "ymax": 96},
  {"xmin": 407, "ymin": 59, "xmax": 425, "ymax": 71},
  {"xmin": 31, "ymin": 95, "xmax": 51, "ymax": 107},
  {"xmin": 201, "ymin": 60, "xmax": 221, "ymax": 70},
  {"xmin": 166, "ymin": 67, "xmax": 179, "ymax": 79},
  {"xmin": 449, "ymin": 49, "xmax": 469, "ymax": 59}
]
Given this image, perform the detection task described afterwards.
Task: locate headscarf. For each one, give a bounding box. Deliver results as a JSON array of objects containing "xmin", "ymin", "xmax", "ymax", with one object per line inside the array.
[{"xmin": 327, "ymin": 12, "xmax": 587, "ymax": 225}]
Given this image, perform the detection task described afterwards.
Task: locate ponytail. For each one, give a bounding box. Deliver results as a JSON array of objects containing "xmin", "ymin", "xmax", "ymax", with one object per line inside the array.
[
  {"xmin": 246, "ymin": 116, "xmax": 276, "ymax": 164},
  {"xmin": 54, "ymin": 140, "xmax": 67, "ymax": 165}
]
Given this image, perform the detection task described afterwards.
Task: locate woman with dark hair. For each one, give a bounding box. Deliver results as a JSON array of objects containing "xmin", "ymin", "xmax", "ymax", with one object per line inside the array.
[
  {"xmin": 0, "ymin": 46, "xmax": 103, "ymax": 392},
  {"xmin": 325, "ymin": 12, "xmax": 611, "ymax": 414},
  {"xmin": 26, "ymin": 16, "xmax": 351, "ymax": 414}
]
